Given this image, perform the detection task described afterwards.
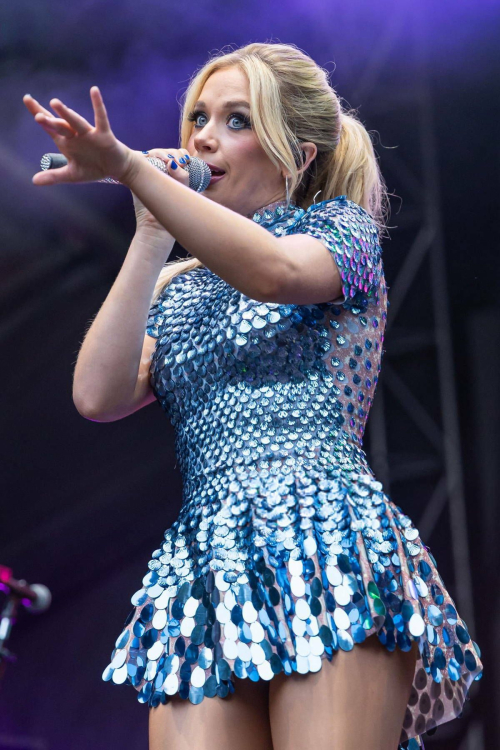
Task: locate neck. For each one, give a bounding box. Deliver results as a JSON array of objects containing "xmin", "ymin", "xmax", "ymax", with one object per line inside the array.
[{"xmin": 247, "ymin": 196, "xmax": 296, "ymax": 220}]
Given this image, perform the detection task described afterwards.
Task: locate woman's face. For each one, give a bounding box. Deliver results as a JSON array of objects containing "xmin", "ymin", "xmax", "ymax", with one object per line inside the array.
[{"xmin": 186, "ymin": 66, "xmax": 287, "ymax": 217}]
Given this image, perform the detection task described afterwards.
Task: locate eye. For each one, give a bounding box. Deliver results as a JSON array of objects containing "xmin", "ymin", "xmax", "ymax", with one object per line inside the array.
[
  {"xmin": 187, "ymin": 109, "xmax": 251, "ymax": 130},
  {"xmin": 187, "ymin": 110, "xmax": 208, "ymax": 128},
  {"xmin": 227, "ymin": 113, "xmax": 251, "ymax": 130}
]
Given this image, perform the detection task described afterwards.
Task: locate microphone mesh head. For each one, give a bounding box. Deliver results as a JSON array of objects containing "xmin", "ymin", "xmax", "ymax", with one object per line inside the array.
[
  {"xmin": 40, "ymin": 153, "xmax": 68, "ymax": 170},
  {"xmin": 186, "ymin": 158, "xmax": 212, "ymax": 193}
]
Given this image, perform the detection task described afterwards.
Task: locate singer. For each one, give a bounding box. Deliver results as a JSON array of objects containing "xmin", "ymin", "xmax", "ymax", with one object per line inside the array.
[{"xmin": 24, "ymin": 42, "xmax": 482, "ymax": 750}]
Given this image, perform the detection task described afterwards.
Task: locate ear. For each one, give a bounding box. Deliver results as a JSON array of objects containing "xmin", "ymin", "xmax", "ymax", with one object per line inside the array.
[
  {"xmin": 299, "ymin": 142, "xmax": 317, "ymax": 173},
  {"xmin": 282, "ymin": 142, "xmax": 318, "ymax": 179}
]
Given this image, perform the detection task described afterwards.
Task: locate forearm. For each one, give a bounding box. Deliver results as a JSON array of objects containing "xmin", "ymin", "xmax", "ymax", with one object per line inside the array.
[
  {"xmin": 72, "ymin": 227, "xmax": 174, "ymax": 417},
  {"xmin": 123, "ymin": 155, "xmax": 285, "ymax": 301}
]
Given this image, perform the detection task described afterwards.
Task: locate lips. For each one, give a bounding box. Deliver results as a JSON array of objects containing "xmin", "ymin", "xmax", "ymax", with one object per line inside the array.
[
  {"xmin": 208, "ymin": 172, "xmax": 226, "ymax": 186},
  {"xmin": 204, "ymin": 162, "xmax": 226, "ymax": 186},
  {"xmin": 205, "ymin": 162, "xmax": 226, "ymax": 176}
]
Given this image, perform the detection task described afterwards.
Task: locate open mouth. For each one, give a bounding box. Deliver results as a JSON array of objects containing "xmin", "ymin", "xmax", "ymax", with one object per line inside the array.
[{"xmin": 208, "ymin": 166, "xmax": 227, "ymax": 186}]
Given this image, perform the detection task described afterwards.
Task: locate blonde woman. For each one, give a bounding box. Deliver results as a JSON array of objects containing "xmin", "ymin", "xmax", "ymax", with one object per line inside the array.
[{"xmin": 24, "ymin": 41, "xmax": 482, "ymax": 750}]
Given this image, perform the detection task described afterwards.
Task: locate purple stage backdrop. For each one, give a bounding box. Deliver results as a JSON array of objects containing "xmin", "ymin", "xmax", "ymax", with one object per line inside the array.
[{"xmin": 1, "ymin": 0, "xmax": 499, "ymax": 748}]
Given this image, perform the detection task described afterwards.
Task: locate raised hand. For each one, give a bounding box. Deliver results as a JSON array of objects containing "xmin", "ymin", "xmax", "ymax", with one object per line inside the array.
[{"xmin": 23, "ymin": 86, "xmax": 134, "ymax": 186}]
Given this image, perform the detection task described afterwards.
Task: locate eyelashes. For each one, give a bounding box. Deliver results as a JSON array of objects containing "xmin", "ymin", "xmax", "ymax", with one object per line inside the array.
[{"xmin": 186, "ymin": 109, "xmax": 252, "ymax": 130}]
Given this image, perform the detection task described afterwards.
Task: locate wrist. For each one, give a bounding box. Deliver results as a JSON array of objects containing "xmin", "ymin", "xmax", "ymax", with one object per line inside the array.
[
  {"xmin": 116, "ymin": 147, "xmax": 142, "ymax": 186},
  {"xmin": 135, "ymin": 223, "xmax": 172, "ymax": 239},
  {"xmin": 134, "ymin": 224, "xmax": 175, "ymax": 252}
]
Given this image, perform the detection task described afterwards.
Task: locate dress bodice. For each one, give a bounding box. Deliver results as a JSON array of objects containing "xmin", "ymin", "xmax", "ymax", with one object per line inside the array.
[{"xmin": 146, "ymin": 196, "xmax": 387, "ymax": 495}]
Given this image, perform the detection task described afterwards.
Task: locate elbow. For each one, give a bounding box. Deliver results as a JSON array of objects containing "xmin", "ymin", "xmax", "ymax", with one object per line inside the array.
[
  {"xmin": 73, "ymin": 399, "xmax": 103, "ymax": 422},
  {"xmin": 255, "ymin": 282, "xmax": 280, "ymax": 304},
  {"xmin": 72, "ymin": 389, "xmax": 113, "ymax": 422}
]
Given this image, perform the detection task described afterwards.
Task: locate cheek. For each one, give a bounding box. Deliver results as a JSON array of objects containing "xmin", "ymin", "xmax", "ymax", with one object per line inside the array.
[
  {"xmin": 239, "ymin": 138, "xmax": 265, "ymax": 162},
  {"xmin": 231, "ymin": 139, "xmax": 272, "ymax": 175}
]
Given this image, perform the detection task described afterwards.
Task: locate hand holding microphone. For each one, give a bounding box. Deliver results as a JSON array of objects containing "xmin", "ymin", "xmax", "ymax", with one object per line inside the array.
[{"xmin": 130, "ymin": 148, "xmax": 194, "ymax": 230}]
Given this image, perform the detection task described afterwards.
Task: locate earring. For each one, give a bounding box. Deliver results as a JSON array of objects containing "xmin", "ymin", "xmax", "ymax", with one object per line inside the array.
[{"xmin": 285, "ymin": 175, "xmax": 290, "ymax": 207}]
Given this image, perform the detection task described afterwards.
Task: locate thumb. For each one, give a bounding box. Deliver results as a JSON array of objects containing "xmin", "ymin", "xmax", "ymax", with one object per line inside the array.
[{"xmin": 32, "ymin": 164, "xmax": 71, "ymax": 186}]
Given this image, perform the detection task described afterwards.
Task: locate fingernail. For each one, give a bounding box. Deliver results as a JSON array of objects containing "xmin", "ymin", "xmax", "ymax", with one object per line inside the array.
[
  {"xmin": 171, "ymin": 162, "xmax": 178, "ymax": 170},
  {"xmin": 179, "ymin": 157, "xmax": 186, "ymax": 164},
  {"xmin": 185, "ymin": 155, "xmax": 191, "ymax": 161},
  {"xmin": 167, "ymin": 153, "xmax": 175, "ymax": 158}
]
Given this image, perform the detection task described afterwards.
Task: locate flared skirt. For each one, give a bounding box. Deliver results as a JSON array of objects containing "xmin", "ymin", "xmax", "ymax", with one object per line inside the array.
[{"xmin": 102, "ymin": 466, "xmax": 483, "ymax": 749}]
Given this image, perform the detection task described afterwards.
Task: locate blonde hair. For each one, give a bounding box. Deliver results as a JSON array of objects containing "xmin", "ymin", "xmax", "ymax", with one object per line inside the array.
[{"xmin": 151, "ymin": 42, "xmax": 389, "ymax": 303}]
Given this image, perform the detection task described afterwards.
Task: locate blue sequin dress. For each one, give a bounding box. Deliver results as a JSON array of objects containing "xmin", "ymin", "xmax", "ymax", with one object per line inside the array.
[{"xmin": 102, "ymin": 196, "xmax": 483, "ymax": 748}]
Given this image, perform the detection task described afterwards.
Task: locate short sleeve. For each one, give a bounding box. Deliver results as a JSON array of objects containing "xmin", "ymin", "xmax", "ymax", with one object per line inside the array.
[
  {"xmin": 146, "ymin": 284, "xmax": 172, "ymax": 339},
  {"xmin": 289, "ymin": 196, "xmax": 383, "ymax": 308}
]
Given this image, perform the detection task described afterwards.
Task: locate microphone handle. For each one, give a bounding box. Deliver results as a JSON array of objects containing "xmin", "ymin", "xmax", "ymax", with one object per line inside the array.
[{"xmin": 39, "ymin": 152, "xmax": 212, "ymax": 193}]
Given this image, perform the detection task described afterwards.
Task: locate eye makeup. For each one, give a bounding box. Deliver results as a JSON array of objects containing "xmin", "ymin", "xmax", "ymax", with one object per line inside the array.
[{"xmin": 186, "ymin": 109, "xmax": 252, "ymax": 130}]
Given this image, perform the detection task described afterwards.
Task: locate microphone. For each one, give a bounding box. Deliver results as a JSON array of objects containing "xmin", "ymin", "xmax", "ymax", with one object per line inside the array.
[
  {"xmin": 40, "ymin": 152, "xmax": 212, "ymax": 193},
  {"xmin": 0, "ymin": 565, "xmax": 52, "ymax": 613}
]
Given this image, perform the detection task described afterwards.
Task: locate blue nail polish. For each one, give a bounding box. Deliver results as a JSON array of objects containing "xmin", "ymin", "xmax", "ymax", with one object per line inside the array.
[
  {"xmin": 179, "ymin": 157, "xmax": 186, "ymax": 164},
  {"xmin": 167, "ymin": 153, "xmax": 175, "ymax": 158},
  {"xmin": 171, "ymin": 161, "xmax": 178, "ymax": 170},
  {"xmin": 185, "ymin": 155, "xmax": 191, "ymax": 161}
]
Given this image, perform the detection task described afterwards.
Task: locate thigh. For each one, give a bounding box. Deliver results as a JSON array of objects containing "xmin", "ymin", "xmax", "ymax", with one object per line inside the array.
[
  {"xmin": 269, "ymin": 634, "xmax": 418, "ymax": 750},
  {"xmin": 149, "ymin": 674, "xmax": 274, "ymax": 750}
]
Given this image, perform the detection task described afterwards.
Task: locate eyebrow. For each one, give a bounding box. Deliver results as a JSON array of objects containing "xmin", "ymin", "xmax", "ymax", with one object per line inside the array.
[{"xmin": 193, "ymin": 100, "xmax": 250, "ymax": 110}]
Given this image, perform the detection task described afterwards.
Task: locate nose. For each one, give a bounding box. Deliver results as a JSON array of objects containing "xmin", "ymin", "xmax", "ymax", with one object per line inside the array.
[{"xmin": 193, "ymin": 125, "xmax": 218, "ymax": 154}]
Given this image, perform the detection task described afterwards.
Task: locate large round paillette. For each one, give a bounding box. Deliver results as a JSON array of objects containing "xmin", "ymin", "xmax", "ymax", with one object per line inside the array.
[{"xmin": 102, "ymin": 198, "xmax": 482, "ymax": 749}]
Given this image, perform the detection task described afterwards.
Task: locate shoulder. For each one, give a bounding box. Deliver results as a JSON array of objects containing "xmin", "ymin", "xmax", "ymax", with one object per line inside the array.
[
  {"xmin": 291, "ymin": 196, "xmax": 380, "ymax": 244},
  {"xmin": 287, "ymin": 196, "xmax": 383, "ymax": 308}
]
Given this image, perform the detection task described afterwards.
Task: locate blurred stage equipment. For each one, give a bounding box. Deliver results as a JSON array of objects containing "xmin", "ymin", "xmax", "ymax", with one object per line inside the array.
[
  {"xmin": 0, "ymin": 564, "xmax": 52, "ymax": 683},
  {"xmin": 357, "ymin": 7, "xmax": 484, "ymax": 748}
]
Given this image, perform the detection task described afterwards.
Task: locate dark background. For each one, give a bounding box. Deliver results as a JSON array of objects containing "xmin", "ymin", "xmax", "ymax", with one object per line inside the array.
[{"xmin": 1, "ymin": 1, "xmax": 499, "ymax": 748}]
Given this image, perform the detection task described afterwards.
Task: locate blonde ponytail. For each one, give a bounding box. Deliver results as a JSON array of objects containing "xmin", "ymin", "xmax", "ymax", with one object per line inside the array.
[{"xmin": 316, "ymin": 111, "xmax": 388, "ymax": 232}]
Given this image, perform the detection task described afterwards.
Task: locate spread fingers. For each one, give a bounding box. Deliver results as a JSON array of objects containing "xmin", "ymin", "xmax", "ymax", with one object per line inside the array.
[
  {"xmin": 34, "ymin": 112, "xmax": 77, "ymax": 137},
  {"xmin": 23, "ymin": 94, "xmax": 56, "ymax": 119},
  {"xmin": 48, "ymin": 98, "xmax": 92, "ymax": 136}
]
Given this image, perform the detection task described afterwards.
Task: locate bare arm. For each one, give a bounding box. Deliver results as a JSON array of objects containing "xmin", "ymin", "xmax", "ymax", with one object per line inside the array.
[
  {"xmin": 24, "ymin": 90, "xmax": 344, "ymax": 307},
  {"xmin": 121, "ymin": 156, "xmax": 344, "ymax": 305},
  {"xmin": 72, "ymin": 226, "xmax": 175, "ymax": 421}
]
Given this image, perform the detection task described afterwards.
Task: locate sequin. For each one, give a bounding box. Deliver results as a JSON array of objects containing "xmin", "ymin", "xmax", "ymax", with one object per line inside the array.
[
  {"xmin": 103, "ymin": 196, "xmax": 483, "ymax": 748},
  {"xmin": 110, "ymin": 649, "xmax": 127, "ymax": 670},
  {"xmin": 115, "ymin": 629, "xmax": 130, "ymax": 649},
  {"xmin": 428, "ymin": 605, "xmax": 444, "ymax": 627},
  {"xmin": 333, "ymin": 607, "xmax": 351, "ymax": 630},
  {"xmin": 112, "ymin": 664, "xmax": 128, "ymax": 684},
  {"xmin": 333, "ymin": 585, "xmax": 351, "ymax": 606},
  {"xmin": 326, "ymin": 565, "xmax": 343, "ymax": 586},
  {"xmin": 338, "ymin": 630, "xmax": 354, "ymax": 651}
]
